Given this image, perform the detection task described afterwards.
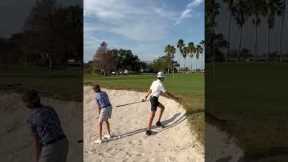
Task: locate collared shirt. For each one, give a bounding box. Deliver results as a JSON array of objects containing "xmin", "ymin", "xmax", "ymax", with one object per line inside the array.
[
  {"xmin": 26, "ymin": 105, "xmax": 65, "ymax": 145},
  {"xmin": 150, "ymin": 79, "xmax": 166, "ymax": 97},
  {"xmin": 96, "ymin": 91, "xmax": 111, "ymax": 108}
]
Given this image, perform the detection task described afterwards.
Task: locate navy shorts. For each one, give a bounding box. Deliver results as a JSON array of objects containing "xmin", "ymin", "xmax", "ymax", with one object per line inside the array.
[{"xmin": 150, "ymin": 96, "xmax": 159, "ymax": 112}]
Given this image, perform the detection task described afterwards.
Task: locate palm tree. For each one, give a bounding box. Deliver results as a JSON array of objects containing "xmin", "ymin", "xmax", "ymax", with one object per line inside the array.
[
  {"xmin": 231, "ymin": 0, "xmax": 251, "ymax": 61},
  {"xmin": 266, "ymin": 0, "xmax": 284, "ymax": 61},
  {"xmin": 196, "ymin": 44, "xmax": 204, "ymax": 59},
  {"xmin": 187, "ymin": 42, "xmax": 196, "ymax": 70},
  {"xmin": 164, "ymin": 44, "xmax": 176, "ymax": 74},
  {"xmin": 177, "ymin": 39, "xmax": 185, "ymax": 70},
  {"xmin": 279, "ymin": 0, "xmax": 286, "ymax": 62},
  {"xmin": 183, "ymin": 46, "xmax": 189, "ymax": 71},
  {"xmin": 251, "ymin": 0, "xmax": 268, "ymax": 58},
  {"xmin": 200, "ymin": 40, "xmax": 205, "ymax": 47},
  {"xmin": 195, "ymin": 44, "xmax": 204, "ymax": 70},
  {"xmin": 223, "ymin": 0, "xmax": 235, "ymax": 62}
]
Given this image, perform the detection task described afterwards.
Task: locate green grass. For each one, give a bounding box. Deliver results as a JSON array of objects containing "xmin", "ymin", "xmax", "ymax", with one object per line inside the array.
[
  {"xmin": 84, "ymin": 72, "xmax": 205, "ymax": 144},
  {"xmin": 206, "ymin": 63, "xmax": 288, "ymax": 157},
  {"xmin": 0, "ymin": 65, "xmax": 82, "ymax": 101},
  {"xmin": 84, "ymin": 73, "xmax": 204, "ymax": 113}
]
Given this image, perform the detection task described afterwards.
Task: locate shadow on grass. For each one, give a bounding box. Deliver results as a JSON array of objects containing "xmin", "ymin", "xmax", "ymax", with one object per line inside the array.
[{"xmin": 107, "ymin": 112, "xmax": 186, "ymax": 142}]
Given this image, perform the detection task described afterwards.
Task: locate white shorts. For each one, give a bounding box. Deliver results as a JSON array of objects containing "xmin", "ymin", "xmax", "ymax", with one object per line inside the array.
[{"xmin": 99, "ymin": 106, "xmax": 112, "ymax": 122}]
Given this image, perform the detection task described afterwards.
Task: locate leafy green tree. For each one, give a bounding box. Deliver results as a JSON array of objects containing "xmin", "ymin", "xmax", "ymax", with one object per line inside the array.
[{"xmin": 22, "ymin": 1, "xmax": 82, "ymax": 70}]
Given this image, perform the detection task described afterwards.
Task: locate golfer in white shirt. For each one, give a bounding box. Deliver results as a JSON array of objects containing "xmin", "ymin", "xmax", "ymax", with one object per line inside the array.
[{"xmin": 143, "ymin": 72, "xmax": 179, "ymax": 136}]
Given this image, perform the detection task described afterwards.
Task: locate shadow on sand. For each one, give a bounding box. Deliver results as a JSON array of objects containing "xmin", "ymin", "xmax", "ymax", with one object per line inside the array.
[{"xmin": 107, "ymin": 112, "xmax": 187, "ymax": 142}]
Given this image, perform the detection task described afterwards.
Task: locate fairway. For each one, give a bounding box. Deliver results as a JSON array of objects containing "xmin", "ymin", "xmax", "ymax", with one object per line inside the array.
[
  {"xmin": 84, "ymin": 72, "xmax": 205, "ymax": 147},
  {"xmin": 0, "ymin": 65, "xmax": 82, "ymax": 101}
]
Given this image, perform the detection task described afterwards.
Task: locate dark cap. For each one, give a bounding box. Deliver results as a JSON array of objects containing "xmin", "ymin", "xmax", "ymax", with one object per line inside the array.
[{"xmin": 93, "ymin": 84, "xmax": 100, "ymax": 92}]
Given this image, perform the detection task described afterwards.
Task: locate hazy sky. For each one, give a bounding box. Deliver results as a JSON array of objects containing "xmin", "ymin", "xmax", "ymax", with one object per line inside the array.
[{"xmin": 84, "ymin": 0, "xmax": 205, "ymax": 69}]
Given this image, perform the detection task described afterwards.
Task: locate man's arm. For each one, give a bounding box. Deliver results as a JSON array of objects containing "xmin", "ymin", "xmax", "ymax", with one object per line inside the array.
[
  {"xmin": 96, "ymin": 100, "xmax": 101, "ymax": 115},
  {"xmin": 144, "ymin": 89, "xmax": 152, "ymax": 101},
  {"xmin": 162, "ymin": 91, "xmax": 180, "ymax": 102},
  {"xmin": 32, "ymin": 134, "xmax": 41, "ymax": 162}
]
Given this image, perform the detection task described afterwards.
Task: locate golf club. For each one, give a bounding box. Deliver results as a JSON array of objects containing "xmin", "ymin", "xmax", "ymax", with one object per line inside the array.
[{"xmin": 115, "ymin": 99, "xmax": 147, "ymax": 108}]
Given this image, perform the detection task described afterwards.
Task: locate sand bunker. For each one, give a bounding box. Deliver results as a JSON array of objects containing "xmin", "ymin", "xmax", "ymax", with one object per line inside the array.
[
  {"xmin": 0, "ymin": 88, "xmax": 243, "ymax": 162},
  {"xmin": 84, "ymin": 87, "xmax": 204, "ymax": 162},
  {"xmin": 0, "ymin": 93, "xmax": 82, "ymax": 162},
  {"xmin": 84, "ymin": 87, "xmax": 244, "ymax": 162},
  {"xmin": 206, "ymin": 124, "xmax": 244, "ymax": 162}
]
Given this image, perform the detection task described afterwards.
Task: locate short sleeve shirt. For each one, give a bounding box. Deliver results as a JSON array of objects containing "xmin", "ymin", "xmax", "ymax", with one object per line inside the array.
[
  {"xmin": 150, "ymin": 79, "xmax": 166, "ymax": 97},
  {"xmin": 96, "ymin": 91, "xmax": 111, "ymax": 108},
  {"xmin": 26, "ymin": 106, "xmax": 65, "ymax": 145}
]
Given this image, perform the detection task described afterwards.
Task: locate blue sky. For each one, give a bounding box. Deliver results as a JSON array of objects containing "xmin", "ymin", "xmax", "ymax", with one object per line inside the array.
[{"xmin": 84, "ymin": 0, "xmax": 204, "ymax": 69}]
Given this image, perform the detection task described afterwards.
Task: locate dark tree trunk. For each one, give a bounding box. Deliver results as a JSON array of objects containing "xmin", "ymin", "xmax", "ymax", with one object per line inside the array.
[
  {"xmin": 226, "ymin": 13, "xmax": 232, "ymax": 62},
  {"xmin": 268, "ymin": 28, "xmax": 271, "ymax": 62},
  {"xmin": 279, "ymin": 0, "xmax": 286, "ymax": 62},
  {"xmin": 238, "ymin": 26, "xmax": 243, "ymax": 61}
]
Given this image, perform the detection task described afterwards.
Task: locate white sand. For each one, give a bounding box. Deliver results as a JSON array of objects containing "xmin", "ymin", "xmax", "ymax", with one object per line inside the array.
[
  {"xmin": 206, "ymin": 124, "xmax": 244, "ymax": 162},
  {"xmin": 84, "ymin": 86, "xmax": 204, "ymax": 162},
  {"xmin": 0, "ymin": 88, "xmax": 244, "ymax": 162},
  {"xmin": 0, "ymin": 93, "xmax": 82, "ymax": 162}
]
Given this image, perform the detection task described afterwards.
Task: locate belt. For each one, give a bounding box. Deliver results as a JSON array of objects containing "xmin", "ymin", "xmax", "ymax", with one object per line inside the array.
[{"xmin": 43, "ymin": 135, "xmax": 66, "ymax": 146}]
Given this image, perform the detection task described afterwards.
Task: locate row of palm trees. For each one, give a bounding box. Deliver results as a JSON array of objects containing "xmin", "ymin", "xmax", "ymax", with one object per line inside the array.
[
  {"xmin": 164, "ymin": 39, "xmax": 204, "ymax": 72},
  {"xmin": 224, "ymin": 0, "xmax": 287, "ymax": 61}
]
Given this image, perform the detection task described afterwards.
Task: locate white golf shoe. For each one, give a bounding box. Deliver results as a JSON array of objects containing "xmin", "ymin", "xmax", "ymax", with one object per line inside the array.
[
  {"xmin": 95, "ymin": 139, "xmax": 102, "ymax": 144},
  {"xmin": 104, "ymin": 134, "xmax": 111, "ymax": 140}
]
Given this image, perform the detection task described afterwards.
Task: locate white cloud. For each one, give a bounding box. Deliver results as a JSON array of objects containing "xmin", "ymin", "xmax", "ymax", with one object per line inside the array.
[
  {"xmin": 175, "ymin": 0, "xmax": 203, "ymax": 25},
  {"xmin": 84, "ymin": 0, "xmax": 177, "ymax": 42}
]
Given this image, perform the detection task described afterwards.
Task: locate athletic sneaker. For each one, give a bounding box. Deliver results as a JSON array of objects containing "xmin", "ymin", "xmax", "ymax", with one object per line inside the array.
[
  {"xmin": 156, "ymin": 121, "xmax": 164, "ymax": 128},
  {"xmin": 95, "ymin": 139, "xmax": 102, "ymax": 144},
  {"xmin": 145, "ymin": 130, "xmax": 152, "ymax": 136}
]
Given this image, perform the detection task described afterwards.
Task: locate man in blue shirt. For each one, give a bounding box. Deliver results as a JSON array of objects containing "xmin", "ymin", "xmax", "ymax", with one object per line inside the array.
[
  {"xmin": 23, "ymin": 90, "xmax": 68, "ymax": 162},
  {"xmin": 94, "ymin": 84, "xmax": 112, "ymax": 144}
]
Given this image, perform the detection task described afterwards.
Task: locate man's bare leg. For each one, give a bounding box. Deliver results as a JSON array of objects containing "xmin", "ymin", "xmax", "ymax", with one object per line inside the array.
[
  {"xmin": 105, "ymin": 120, "xmax": 111, "ymax": 136},
  {"xmin": 148, "ymin": 111, "xmax": 156, "ymax": 130},
  {"xmin": 98, "ymin": 121, "xmax": 103, "ymax": 140},
  {"xmin": 157, "ymin": 102, "xmax": 165, "ymax": 123}
]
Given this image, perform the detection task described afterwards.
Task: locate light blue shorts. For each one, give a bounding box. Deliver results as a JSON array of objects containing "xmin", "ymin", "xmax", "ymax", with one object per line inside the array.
[{"xmin": 99, "ymin": 106, "xmax": 112, "ymax": 122}]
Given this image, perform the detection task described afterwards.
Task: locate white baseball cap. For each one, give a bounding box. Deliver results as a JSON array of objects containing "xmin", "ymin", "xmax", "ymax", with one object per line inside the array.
[{"xmin": 157, "ymin": 72, "xmax": 165, "ymax": 78}]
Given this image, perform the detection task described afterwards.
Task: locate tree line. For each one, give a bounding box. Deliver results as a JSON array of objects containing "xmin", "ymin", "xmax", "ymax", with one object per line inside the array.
[
  {"xmin": 0, "ymin": 0, "xmax": 82, "ymax": 70},
  {"xmin": 161, "ymin": 39, "xmax": 204, "ymax": 73},
  {"xmin": 88, "ymin": 40, "xmax": 204, "ymax": 75},
  {"xmin": 206, "ymin": 0, "xmax": 288, "ymax": 62},
  {"xmin": 86, "ymin": 42, "xmax": 147, "ymax": 75}
]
